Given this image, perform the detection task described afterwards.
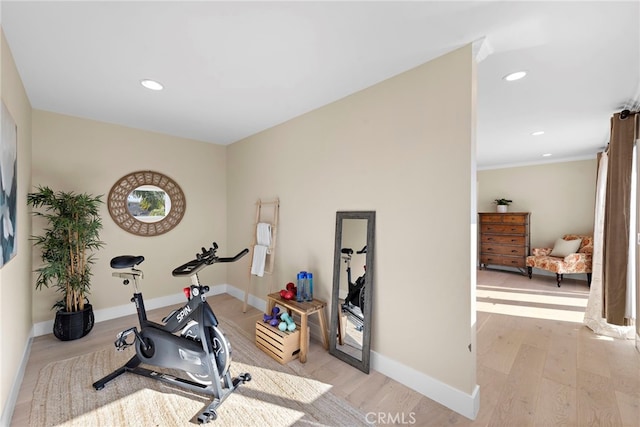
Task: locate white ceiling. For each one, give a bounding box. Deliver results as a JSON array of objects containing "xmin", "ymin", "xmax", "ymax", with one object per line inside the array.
[{"xmin": 2, "ymin": 1, "xmax": 639, "ymax": 169}]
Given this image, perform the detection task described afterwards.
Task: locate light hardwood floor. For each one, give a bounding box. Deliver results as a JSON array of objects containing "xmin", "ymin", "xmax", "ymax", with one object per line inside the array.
[{"xmin": 10, "ymin": 270, "xmax": 640, "ymax": 426}]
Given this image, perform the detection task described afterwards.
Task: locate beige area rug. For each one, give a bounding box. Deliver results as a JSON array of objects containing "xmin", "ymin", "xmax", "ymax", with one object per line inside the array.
[{"xmin": 30, "ymin": 319, "xmax": 370, "ymax": 427}]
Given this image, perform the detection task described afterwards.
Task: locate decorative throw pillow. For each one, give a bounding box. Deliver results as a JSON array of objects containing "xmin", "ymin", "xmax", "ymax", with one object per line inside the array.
[{"xmin": 550, "ymin": 238, "xmax": 582, "ymax": 257}]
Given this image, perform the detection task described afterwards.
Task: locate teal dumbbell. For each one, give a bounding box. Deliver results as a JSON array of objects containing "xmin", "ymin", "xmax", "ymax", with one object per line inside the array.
[{"xmin": 278, "ymin": 312, "xmax": 296, "ymax": 332}]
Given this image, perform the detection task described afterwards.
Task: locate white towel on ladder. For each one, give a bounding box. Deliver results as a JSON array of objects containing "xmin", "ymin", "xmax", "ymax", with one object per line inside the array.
[
  {"xmin": 256, "ymin": 222, "xmax": 271, "ymax": 247},
  {"xmin": 251, "ymin": 244, "xmax": 268, "ymax": 277},
  {"xmin": 251, "ymin": 223, "xmax": 271, "ymax": 276}
]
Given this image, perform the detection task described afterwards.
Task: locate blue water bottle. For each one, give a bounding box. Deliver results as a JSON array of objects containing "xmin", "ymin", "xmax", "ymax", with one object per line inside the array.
[
  {"xmin": 306, "ymin": 272, "xmax": 313, "ymax": 301},
  {"xmin": 297, "ymin": 271, "xmax": 307, "ymax": 302}
]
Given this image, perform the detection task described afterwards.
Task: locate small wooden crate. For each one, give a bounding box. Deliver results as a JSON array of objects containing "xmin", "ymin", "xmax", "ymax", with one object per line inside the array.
[{"xmin": 255, "ymin": 320, "xmax": 302, "ymax": 364}]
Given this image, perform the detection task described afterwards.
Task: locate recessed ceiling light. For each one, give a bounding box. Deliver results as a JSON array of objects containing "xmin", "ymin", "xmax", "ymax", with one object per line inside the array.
[
  {"xmin": 531, "ymin": 131, "xmax": 545, "ymax": 136},
  {"xmin": 140, "ymin": 79, "xmax": 164, "ymax": 91},
  {"xmin": 542, "ymin": 153, "xmax": 552, "ymax": 157},
  {"xmin": 503, "ymin": 71, "xmax": 527, "ymax": 82}
]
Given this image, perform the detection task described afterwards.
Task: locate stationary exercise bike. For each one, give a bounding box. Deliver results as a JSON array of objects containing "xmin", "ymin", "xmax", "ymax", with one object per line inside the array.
[
  {"xmin": 341, "ymin": 245, "xmax": 367, "ymax": 331},
  {"xmin": 92, "ymin": 242, "xmax": 251, "ymax": 424}
]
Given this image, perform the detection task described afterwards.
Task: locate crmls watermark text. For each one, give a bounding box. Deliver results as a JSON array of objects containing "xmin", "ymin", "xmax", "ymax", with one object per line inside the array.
[{"xmin": 365, "ymin": 412, "xmax": 417, "ymax": 425}]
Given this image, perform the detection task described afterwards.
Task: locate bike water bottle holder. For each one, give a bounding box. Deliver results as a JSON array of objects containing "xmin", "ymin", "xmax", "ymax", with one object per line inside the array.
[{"xmin": 114, "ymin": 327, "xmax": 138, "ymax": 351}]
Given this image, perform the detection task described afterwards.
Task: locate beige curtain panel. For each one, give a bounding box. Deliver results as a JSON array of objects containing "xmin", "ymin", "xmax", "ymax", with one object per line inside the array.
[{"xmin": 603, "ymin": 112, "xmax": 639, "ymax": 326}]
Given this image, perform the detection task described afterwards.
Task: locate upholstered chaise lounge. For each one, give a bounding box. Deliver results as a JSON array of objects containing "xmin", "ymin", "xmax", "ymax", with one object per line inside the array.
[{"xmin": 526, "ymin": 234, "xmax": 593, "ymax": 287}]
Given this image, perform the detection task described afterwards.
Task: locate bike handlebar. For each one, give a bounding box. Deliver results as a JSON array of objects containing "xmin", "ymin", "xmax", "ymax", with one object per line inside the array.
[
  {"xmin": 172, "ymin": 243, "xmax": 249, "ymax": 277},
  {"xmin": 218, "ymin": 248, "xmax": 250, "ymax": 263}
]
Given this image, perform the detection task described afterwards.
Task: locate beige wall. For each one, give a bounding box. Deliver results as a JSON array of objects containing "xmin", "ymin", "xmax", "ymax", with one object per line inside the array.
[
  {"xmin": 1, "ymin": 30, "xmax": 33, "ymax": 421},
  {"xmin": 227, "ymin": 46, "xmax": 477, "ymax": 395},
  {"xmin": 478, "ymin": 159, "xmax": 597, "ymax": 249},
  {"xmin": 30, "ymin": 111, "xmax": 228, "ymax": 323},
  {"xmin": 4, "ymin": 38, "xmax": 482, "ymax": 416}
]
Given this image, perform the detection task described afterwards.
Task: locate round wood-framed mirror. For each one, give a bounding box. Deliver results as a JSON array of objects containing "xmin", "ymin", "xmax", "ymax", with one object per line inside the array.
[{"xmin": 108, "ymin": 171, "xmax": 186, "ymax": 236}]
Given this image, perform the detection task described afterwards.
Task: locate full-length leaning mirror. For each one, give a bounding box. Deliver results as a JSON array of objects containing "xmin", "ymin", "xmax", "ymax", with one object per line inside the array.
[{"xmin": 329, "ymin": 211, "xmax": 375, "ymax": 373}]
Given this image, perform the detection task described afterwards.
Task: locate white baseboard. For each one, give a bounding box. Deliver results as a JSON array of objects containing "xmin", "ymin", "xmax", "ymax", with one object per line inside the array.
[
  {"xmin": 32, "ymin": 284, "xmax": 228, "ymax": 337},
  {"xmin": 231, "ymin": 284, "xmax": 479, "ymax": 419},
  {"xmin": 371, "ymin": 350, "xmax": 480, "ymax": 420},
  {"xmin": 224, "ymin": 284, "xmax": 267, "ymax": 313},
  {"xmin": 1, "ymin": 335, "xmax": 33, "ymax": 427},
  {"xmin": 28, "ymin": 284, "xmax": 479, "ymax": 421}
]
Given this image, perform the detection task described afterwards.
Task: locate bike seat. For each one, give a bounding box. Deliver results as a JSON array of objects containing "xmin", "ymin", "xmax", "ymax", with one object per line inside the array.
[
  {"xmin": 111, "ymin": 255, "xmax": 145, "ymax": 269},
  {"xmin": 341, "ymin": 248, "xmax": 353, "ymax": 255}
]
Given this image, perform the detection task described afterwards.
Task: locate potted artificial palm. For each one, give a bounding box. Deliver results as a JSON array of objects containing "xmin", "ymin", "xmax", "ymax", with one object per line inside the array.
[{"xmin": 27, "ymin": 186, "xmax": 105, "ymax": 341}]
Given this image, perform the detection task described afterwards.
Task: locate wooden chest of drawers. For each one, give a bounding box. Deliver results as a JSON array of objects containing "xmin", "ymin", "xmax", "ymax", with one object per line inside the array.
[{"xmin": 478, "ymin": 212, "xmax": 530, "ymax": 272}]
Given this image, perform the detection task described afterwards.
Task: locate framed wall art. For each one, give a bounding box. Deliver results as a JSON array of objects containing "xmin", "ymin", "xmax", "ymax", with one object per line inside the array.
[{"xmin": 1, "ymin": 101, "xmax": 17, "ymax": 267}]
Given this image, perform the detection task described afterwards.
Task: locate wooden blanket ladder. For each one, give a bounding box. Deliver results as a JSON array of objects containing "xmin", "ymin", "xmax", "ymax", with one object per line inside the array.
[{"xmin": 244, "ymin": 198, "xmax": 279, "ymax": 312}]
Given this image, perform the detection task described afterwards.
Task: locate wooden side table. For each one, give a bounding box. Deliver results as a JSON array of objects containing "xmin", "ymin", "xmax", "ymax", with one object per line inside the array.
[{"xmin": 266, "ymin": 293, "xmax": 329, "ymax": 363}]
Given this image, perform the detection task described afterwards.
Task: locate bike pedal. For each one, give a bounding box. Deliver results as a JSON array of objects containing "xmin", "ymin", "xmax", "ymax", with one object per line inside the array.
[
  {"xmin": 115, "ymin": 342, "xmax": 132, "ymax": 352},
  {"xmin": 114, "ymin": 327, "xmax": 136, "ymax": 351}
]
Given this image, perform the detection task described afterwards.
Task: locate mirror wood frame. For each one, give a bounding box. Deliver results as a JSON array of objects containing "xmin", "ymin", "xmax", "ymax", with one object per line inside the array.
[
  {"xmin": 329, "ymin": 210, "xmax": 375, "ymax": 374},
  {"xmin": 108, "ymin": 170, "xmax": 186, "ymax": 237}
]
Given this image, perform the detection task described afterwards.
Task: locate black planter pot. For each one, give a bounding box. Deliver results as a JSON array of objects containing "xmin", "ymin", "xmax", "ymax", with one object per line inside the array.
[{"xmin": 53, "ymin": 304, "xmax": 95, "ymax": 341}]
